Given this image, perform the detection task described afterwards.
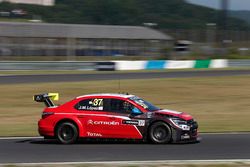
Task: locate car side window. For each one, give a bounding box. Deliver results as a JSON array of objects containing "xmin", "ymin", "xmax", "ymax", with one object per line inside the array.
[
  {"xmin": 75, "ymin": 98, "xmax": 104, "ymax": 111},
  {"xmin": 106, "ymin": 98, "xmax": 142, "ymax": 114},
  {"xmin": 131, "ymin": 106, "xmax": 143, "ymax": 115},
  {"xmin": 109, "ymin": 99, "xmax": 125, "ymax": 113}
]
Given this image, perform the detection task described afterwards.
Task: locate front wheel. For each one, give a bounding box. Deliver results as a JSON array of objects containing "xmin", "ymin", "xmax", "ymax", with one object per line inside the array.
[
  {"xmin": 149, "ymin": 122, "xmax": 172, "ymax": 144},
  {"xmin": 56, "ymin": 122, "xmax": 78, "ymax": 144}
]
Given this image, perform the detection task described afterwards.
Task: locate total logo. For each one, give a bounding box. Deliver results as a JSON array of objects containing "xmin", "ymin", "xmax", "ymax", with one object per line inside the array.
[
  {"xmin": 87, "ymin": 132, "xmax": 102, "ymax": 137},
  {"xmin": 87, "ymin": 119, "xmax": 119, "ymax": 125}
]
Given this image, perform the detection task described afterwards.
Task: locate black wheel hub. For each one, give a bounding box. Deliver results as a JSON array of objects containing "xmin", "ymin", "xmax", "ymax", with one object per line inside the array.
[
  {"xmin": 153, "ymin": 126, "xmax": 167, "ymax": 141},
  {"xmin": 60, "ymin": 125, "xmax": 74, "ymax": 141}
]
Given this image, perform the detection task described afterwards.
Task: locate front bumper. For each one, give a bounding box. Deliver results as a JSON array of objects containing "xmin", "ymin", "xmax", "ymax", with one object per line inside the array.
[{"xmin": 172, "ymin": 120, "xmax": 199, "ymax": 143}]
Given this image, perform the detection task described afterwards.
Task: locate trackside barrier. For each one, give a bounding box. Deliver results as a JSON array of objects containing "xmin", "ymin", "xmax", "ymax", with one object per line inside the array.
[
  {"xmin": 0, "ymin": 61, "xmax": 95, "ymax": 70},
  {"xmin": 113, "ymin": 59, "xmax": 228, "ymax": 71},
  {"xmin": 228, "ymin": 60, "xmax": 250, "ymax": 67},
  {"xmin": 166, "ymin": 60, "xmax": 194, "ymax": 69},
  {"xmin": 113, "ymin": 61, "xmax": 146, "ymax": 70},
  {"xmin": 2, "ymin": 59, "xmax": 249, "ymax": 71}
]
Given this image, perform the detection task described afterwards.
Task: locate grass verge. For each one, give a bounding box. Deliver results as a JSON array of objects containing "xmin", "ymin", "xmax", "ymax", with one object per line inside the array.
[{"xmin": 0, "ymin": 76, "xmax": 249, "ymax": 136}]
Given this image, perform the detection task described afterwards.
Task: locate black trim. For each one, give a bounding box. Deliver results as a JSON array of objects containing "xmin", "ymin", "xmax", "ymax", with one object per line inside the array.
[
  {"xmin": 34, "ymin": 93, "xmax": 55, "ymax": 107},
  {"xmin": 96, "ymin": 62, "xmax": 115, "ymax": 71}
]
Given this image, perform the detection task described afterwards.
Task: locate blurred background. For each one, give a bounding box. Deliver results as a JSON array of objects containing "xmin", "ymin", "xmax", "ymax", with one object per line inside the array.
[
  {"xmin": 0, "ymin": 0, "xmax": 250, "ymax": 137},
  {"xmin": 0, "ymin": 0, "xmax": 250, "ymax": 60}
]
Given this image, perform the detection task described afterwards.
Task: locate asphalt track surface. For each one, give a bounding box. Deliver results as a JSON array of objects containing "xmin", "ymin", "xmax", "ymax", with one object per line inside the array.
[
  {"xmin": 0, "ymin": 69, "xmax": 250, "ymax": 84},
  {"xmin": 0, "ymin": 133, "xmax": 250, "ymax": 164}
]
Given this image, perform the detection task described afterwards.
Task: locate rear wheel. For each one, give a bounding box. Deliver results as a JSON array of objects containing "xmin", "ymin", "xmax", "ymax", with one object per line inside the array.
[
  {"xmin": 149, "ymin": 122, "xmax": 172, "ymax": 144},
  {"xmin": 56, "ymin": 122, "xmax": 78, "ymax": 144}
]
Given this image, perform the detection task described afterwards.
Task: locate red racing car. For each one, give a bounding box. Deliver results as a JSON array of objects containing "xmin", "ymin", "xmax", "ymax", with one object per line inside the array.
[{"xmin": 34, "ymin": 93, "xmax": 199, "ymax": 144}]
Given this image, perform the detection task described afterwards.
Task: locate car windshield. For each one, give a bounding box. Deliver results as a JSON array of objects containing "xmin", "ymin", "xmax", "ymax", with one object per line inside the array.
[{"xmin": 129, "ymin": 96, "xmax": 159, "ymax": 112}]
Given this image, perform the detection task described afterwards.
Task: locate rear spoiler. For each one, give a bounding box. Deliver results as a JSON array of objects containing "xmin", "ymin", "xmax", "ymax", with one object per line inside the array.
[{"xmin": 33, "ymin": 93, "xmax": 59, "ymax": 107}]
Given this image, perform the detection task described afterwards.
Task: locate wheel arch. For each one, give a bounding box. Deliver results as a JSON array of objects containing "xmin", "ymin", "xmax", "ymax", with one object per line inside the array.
[
  {"xmin": 148, "ymin": 119, "xmax": 172, "ymax": 131},
  {"xmin": 146, "ymin": 119, "xmax": 173, "ymax": 141},
  {"xmin": 54, "ymin": 118, "xmax": 84, "ymax": 137}
]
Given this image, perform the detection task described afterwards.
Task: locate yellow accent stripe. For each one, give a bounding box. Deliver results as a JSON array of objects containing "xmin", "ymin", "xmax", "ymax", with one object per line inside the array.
[{"xmin": 48, "ymin": 93, "xmax": 59, "ymax": 101}]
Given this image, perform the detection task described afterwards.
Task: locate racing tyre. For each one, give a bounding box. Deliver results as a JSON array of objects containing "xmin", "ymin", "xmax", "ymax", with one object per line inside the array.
[
  {"xmin": 56, "ymin": 122, "xmax": 78, "ymax": 144},
  {"xmin": 149, "ymin": 122, "xmax": 172, "ymax": 144}
]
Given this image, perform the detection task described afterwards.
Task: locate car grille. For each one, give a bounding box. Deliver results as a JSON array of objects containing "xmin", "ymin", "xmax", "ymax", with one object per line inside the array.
[
  {"xmin": 187, "ymin": 119, "xmax": 198, "ymax": 136},
  {"xmin": 187, "ymin": 119, "xmax": 198, "ymax": 127}
]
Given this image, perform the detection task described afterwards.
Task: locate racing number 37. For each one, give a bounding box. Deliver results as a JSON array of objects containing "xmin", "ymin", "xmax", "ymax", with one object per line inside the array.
[{"xmin": 92, "ymin": 99, "xmax": 103, "ymax": 106}]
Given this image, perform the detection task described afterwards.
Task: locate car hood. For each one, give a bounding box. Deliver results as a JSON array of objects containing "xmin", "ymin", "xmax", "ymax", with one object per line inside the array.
[{"xmin": 155, "ymin": 109, "xmax": 193, "ymax": 121}]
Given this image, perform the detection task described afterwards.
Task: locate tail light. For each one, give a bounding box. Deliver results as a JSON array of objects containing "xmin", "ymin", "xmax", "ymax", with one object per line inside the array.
[{"xmin": 42, "ymin": 112, "xmax": 54, "ymax": 119}]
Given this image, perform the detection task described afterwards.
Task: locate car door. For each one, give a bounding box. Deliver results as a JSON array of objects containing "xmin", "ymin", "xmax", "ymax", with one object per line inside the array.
[
  {"xmin": 104, "ymin": 98, "xmax": 145, "ymax": 139},
  {"xmin": 75, "ymin": 98, "xmax": 118, "ymax": 138}
]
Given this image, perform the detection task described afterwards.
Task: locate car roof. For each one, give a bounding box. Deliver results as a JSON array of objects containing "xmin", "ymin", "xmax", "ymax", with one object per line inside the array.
[{"xmin": 76, "ymin": 93, "xmax": 135, "ymax": 99}]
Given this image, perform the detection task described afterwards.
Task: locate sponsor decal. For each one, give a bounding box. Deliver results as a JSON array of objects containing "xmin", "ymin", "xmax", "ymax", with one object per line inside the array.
[
  {"xmin": 87, "ymin": 119, "xmax": 119, "ymax": 125},
  {"xmin": 181, "ymin": 133, "xmax": 190, "ymax": 139},
  {"xmin": 87, "ymin": 119, "xmax": 94, "ymax": 125},
  {"xmin": 122, "ymin": 120, "xmax": 145, "ymax": 126},
  {"xmin": 87, "ymin": 132, "xmax": 102, "ymax": 137},
  {"xmin": 78, "ymin": 98, "xmax": 104, "ymax": 111},
  {"xmin": 78, "ymin": 106, "xmax": 103, "ymax": 110},
  {"xmin": 138, "ymin": 120, "xmax": 145, "ymax": 126},
  {"xmin": 123, "ymin": 120, "xmax": 138, "ymax": 125},
  {"xmin": 134, "ymin": 99, "xmax": 148, "ymax": 109}
]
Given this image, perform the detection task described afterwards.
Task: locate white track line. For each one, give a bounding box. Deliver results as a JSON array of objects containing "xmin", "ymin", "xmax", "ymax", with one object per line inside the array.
[
  {"xmin": 0, "ymin": 136, "xmax": 42, "ymax": 140},
  {"xmin": 1, "ymin": 159, "xmax": 250, "ymax": 166}
]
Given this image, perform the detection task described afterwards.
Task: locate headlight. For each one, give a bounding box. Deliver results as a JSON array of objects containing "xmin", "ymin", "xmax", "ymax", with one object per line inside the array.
[{"xmin": 170, "ymin": 118, "xmax": 190, "ymax": 131}]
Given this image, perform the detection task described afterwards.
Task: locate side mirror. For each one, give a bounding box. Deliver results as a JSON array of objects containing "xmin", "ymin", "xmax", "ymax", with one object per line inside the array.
[{"xmin": 129, "ymin": 113, "xmax": 136, "ymax": 118}]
